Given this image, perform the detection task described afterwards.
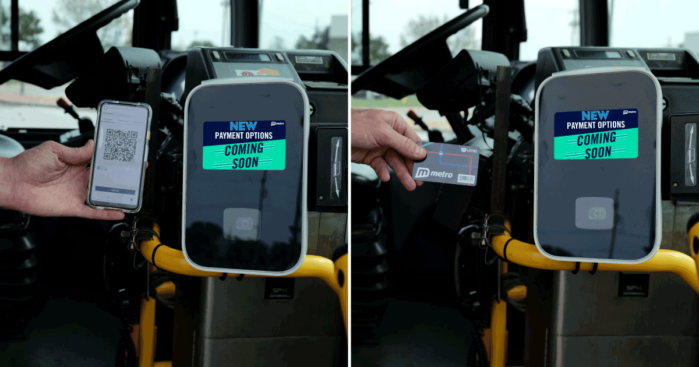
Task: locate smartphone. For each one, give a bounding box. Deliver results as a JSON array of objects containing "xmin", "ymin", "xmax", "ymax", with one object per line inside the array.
[{"xmin": 87, "ymin": 100, "xmax": 152, "ymax": 213}]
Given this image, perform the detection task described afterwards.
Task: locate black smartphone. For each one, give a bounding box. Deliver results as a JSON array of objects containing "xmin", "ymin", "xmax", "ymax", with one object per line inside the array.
[{"xmin": 87, "ymin": 100, "xmax": 152, "ymax": 213}]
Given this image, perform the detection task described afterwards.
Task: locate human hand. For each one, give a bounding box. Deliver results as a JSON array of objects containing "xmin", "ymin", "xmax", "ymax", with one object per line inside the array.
[
  {"xmin": 0, "ymin": 140, "xmax": 125, "ymax": 220},
  {"xmin": 351, "ymin": 108, "xmax": 427, "ymax": 191}
]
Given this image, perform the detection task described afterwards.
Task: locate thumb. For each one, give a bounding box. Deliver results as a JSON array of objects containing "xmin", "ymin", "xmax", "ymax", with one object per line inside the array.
[
  {"xmin": 382, "ymin": 128, "xmax": 426, "ymax": 161},
  {"xmin": 57, "ymin": 140, "xmax": 94, "ymax": 165}
]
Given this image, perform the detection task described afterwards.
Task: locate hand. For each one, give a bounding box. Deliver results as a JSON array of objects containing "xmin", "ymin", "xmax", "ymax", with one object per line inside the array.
[
  {"xmin": 0, "ymin": 140, "xmax": 125, "ymax": 220},
  {"xmin": 351, "ymin": 108, "xmax": 427, "ymax": 191}
]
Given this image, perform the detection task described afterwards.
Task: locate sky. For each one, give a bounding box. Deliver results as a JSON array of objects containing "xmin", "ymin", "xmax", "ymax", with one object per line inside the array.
[
  {"xmin": 6, "ymin": 0, "xmax": 347, "ymax": 51},
  {"xmin": 355, "ymin": 0, "xmax": 699, "ymax": 62}
]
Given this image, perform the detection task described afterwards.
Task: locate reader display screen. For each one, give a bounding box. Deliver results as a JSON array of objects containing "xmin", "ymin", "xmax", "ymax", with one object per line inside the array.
[
  {"xmin": 574, "ymin": 50, "xmax": 622, "ymax": 59},
  {"xmin": 203, "ymin": 120, "xmax": 286, "ymax": 170},
  {"xmin": 554, "ymin": 108, "xmax": 638, "ymax": 160},
  {"xmin": 225, "ymin": 52, "xmax": 271, "ymax": 61}
]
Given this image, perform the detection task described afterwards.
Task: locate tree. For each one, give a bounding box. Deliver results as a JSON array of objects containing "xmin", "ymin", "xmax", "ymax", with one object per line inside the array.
[
  {"xmin": 296, "ymin": 26, "xmax": 329, "ymax": 50},
  {"xmin": 18, "ymin": 10, "xmax": 43, "ymax": 50},
  {"xmin": 400, "ymin": 14, "xmax": 477, "ymax": 55},
  {"xmin": 369, "ymin": 35, "xmax": 391, "ymax": 64},
  {"xmin": 52, "ymin": 0, "xmax": 132, "ymax": 50},
  {"xmin": 351, "ymin": 32, "xmax": 391, "ymax": 65},
  {"xmin": 269, "ymin": 36, "xmax": 285, "ymax": 49},
  {"xmin": 0, "ymin": 8, "xmax": 45, "ymax": 51},
  {"xmin": 188, "ymin": 40, "xmax": 215, "ymax": 49}
]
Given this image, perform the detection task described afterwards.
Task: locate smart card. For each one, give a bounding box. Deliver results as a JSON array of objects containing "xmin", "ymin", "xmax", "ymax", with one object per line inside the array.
[{"xmin": 411, "ymin": 142, "xmax": 480, "ymax": 186}]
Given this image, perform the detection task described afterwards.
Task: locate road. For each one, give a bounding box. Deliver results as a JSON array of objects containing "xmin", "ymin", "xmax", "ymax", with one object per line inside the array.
[
  {"xmin": 0, "ymin": 81, "xmax": 95, "ymax": 130},
  {"xmin": 0, "ymin": 104, "xmax": 88, "ymax": 130}
]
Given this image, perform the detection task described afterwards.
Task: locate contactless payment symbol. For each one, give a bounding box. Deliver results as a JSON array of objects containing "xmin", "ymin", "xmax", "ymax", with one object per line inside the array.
[
  {"xmin": 588, "ymin": 207, "xmax": 606, "ymax": 220},
  {"xmin": 236, "ymin": 217, "xmax": 254, "ymax": 230},
  {"xmin": 202, "ymin": 120, "xmax": 286, "ymax": 170},
  {"xmin": 553, "ymin": 108, "xmax": 639, "ymax": 160}
]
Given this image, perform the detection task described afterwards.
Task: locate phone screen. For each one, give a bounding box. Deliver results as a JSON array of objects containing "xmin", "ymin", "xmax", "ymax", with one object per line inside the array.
[{"xmin": 89, "ymin": 103, "xmax": 150, "ymax": 210}]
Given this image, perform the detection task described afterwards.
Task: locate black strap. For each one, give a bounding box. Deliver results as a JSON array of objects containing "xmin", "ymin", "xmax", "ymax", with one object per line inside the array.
[
  {"xmin": 219, "ymin": 273, "xmax": 228, "ymax": 281},
  {"xmin": 152, "ymin": 244, "xmax": 164, "ymax": 269},
  {"xmin": 590, "ymin": 263, "xmax": 598, "ymax": 275},
  {"xmin": 503, "ymin": 238, "xmax": 515, "ymax": 262},
  {"xmin": 236, "ymin": 274, "xmax": 245, "ymax": 281},
  {"xmin": 572, "ymin": 262, "xmax": 580, "ymax": 274}
]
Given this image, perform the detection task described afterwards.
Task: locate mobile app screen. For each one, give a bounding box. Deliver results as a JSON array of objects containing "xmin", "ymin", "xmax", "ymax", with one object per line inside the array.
[{"xmin": 90, "ymin": 104, "xmax": 149, "ymax": 207}]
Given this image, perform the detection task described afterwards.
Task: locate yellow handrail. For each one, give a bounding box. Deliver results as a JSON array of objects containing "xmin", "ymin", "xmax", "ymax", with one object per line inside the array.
[
  {"xmin": 491, "ymin": 230, "xmax": 699, "ymax": 294},
  {"xmin": 490, "ymin": 261, "xmax": 508, "ymax": 367},
  {"xmin": 138, "ymin": 222, "xmax": 348, "ymax": 336},
  {"xmin": 487, "ymin": 221, "xmax": 699, "ymax": 367}
]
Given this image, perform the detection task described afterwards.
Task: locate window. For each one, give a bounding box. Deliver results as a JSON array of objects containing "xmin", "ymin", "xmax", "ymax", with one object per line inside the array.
[
  {"xmin": 0, "ymin": 0, "xmax": 128, "ymax": 129},
  {"xmin": 170, "ymin": 1, "xmax": 348, "ymax": 62},
  {"xmin": 609, "ymin": 0, "xmax": 699, "ymax": 52},
  {"xmin": 170, "ymin": 0, "xmax": 226, "ymax": 50},
  {"xmin": 519, "ymin": 0, "xmax": 579, "ymax": 61},
  {"xmin": 0, "ymin": 0, "xmax": 129, "ymax": 52},
  {"xmin": 352, "ymin": 0, "xmax": 484, "ymax": 68},
  {"xmin": 352, "ymin": 0, "xmax": 485, "ymax": 142},
  {"xmin": 260, "ymin": 0, "xmax": 348, "ymax": 62}
]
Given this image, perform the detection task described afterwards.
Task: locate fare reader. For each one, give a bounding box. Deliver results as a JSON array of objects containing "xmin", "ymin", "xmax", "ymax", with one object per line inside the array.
[
  {"xmin": 182, "ymin": 77, "xmax": 309, "ymax": 275},
  {"xmin": 534, "ymin": 68, "xmax": 662, "ymax": 263}
]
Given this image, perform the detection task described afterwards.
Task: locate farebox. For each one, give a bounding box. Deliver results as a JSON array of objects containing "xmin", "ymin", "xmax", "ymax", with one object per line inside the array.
[
  {"xmin": 182, "ymin": 77, "xmax": 309, "ymax": 275},
  {"xmin": 534, "ymin": 68, "xmax": 662, "ymax": 264}
]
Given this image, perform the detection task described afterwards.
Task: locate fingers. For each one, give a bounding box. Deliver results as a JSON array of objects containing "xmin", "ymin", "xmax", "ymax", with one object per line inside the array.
[
  {"xmin": 378, "ymin": 111, "xmax": 427, "ymax": 161},
  {"xmin": 381, "ymin": 127, "xmax": 427, "ymax": 162},
  {"xmin": 404, "ymin": 158, "xmax": 424, "ymax": 186},
  {"xmin": 75, "ymin": 205, "xmax": 126, "ymax": 221},
  {"xmin": 385, "ymin": 149, "xmax": 417, "ymax": 191},
  {"xmin": 383, "ymin": 110, "xmax": 423, "ymax": 144},
  {"xmin": 53, "ymin": 140, "xmax": 95, "ymax": 165},
  {"xmin": 368, "ymin": 156, "xmax": 390, "ymax": 182}
]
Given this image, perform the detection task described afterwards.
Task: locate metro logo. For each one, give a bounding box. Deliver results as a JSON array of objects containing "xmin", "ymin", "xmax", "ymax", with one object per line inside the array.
[
  {"xmin": 415, "ymin": 167, "xmax": 430, "ymax": 178},
  {"xmin": 230, "ymin": 121, "xmax": 258, "ymax": 131}
]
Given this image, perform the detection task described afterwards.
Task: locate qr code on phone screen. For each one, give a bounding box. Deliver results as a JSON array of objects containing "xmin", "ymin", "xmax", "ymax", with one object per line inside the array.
[{"xmin": 103, "ymin": 129, "xmax": 138, "ymax": 162}]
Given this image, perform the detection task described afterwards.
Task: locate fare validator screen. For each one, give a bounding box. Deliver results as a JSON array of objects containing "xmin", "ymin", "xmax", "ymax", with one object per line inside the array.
[{"xmin": 90, "ymin": 103, "xmax": 149, "ymax": 207}]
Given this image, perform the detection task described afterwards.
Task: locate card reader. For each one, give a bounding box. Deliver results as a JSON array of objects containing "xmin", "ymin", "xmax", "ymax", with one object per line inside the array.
[
  {"xmin": 534, "ymin": 67, "xmax": 662, "ymax": 264},
  {"xmin": 182, "ymin": 77, "xmax": 309, "ymax": 275}
]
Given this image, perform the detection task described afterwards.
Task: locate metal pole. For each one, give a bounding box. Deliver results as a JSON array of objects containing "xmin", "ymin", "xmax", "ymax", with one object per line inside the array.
[
  {"xmin": 231, "ymin": 0, "xmax": 259, "ymax": 48},
  {"xmin": 579, "ymin": 0, "xmax": 609, "ymax": 46},
  {"xmin": 362, "ymin": 0, "xmax": 370, "ymax": 67},
  {"xmin": 489, "ymin": 65, "xmax": 512, "ymax": 367},
  {"xmin": 143, "ymin": 67, "xmax": 162, "ymax": 212},
  {"xmin": 490, "ymin": 66, "xmax": 511, "ymax": 216},
  {"xmin": 11, "ymin": 0, "xmax": 19, "ymax": 51}
]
